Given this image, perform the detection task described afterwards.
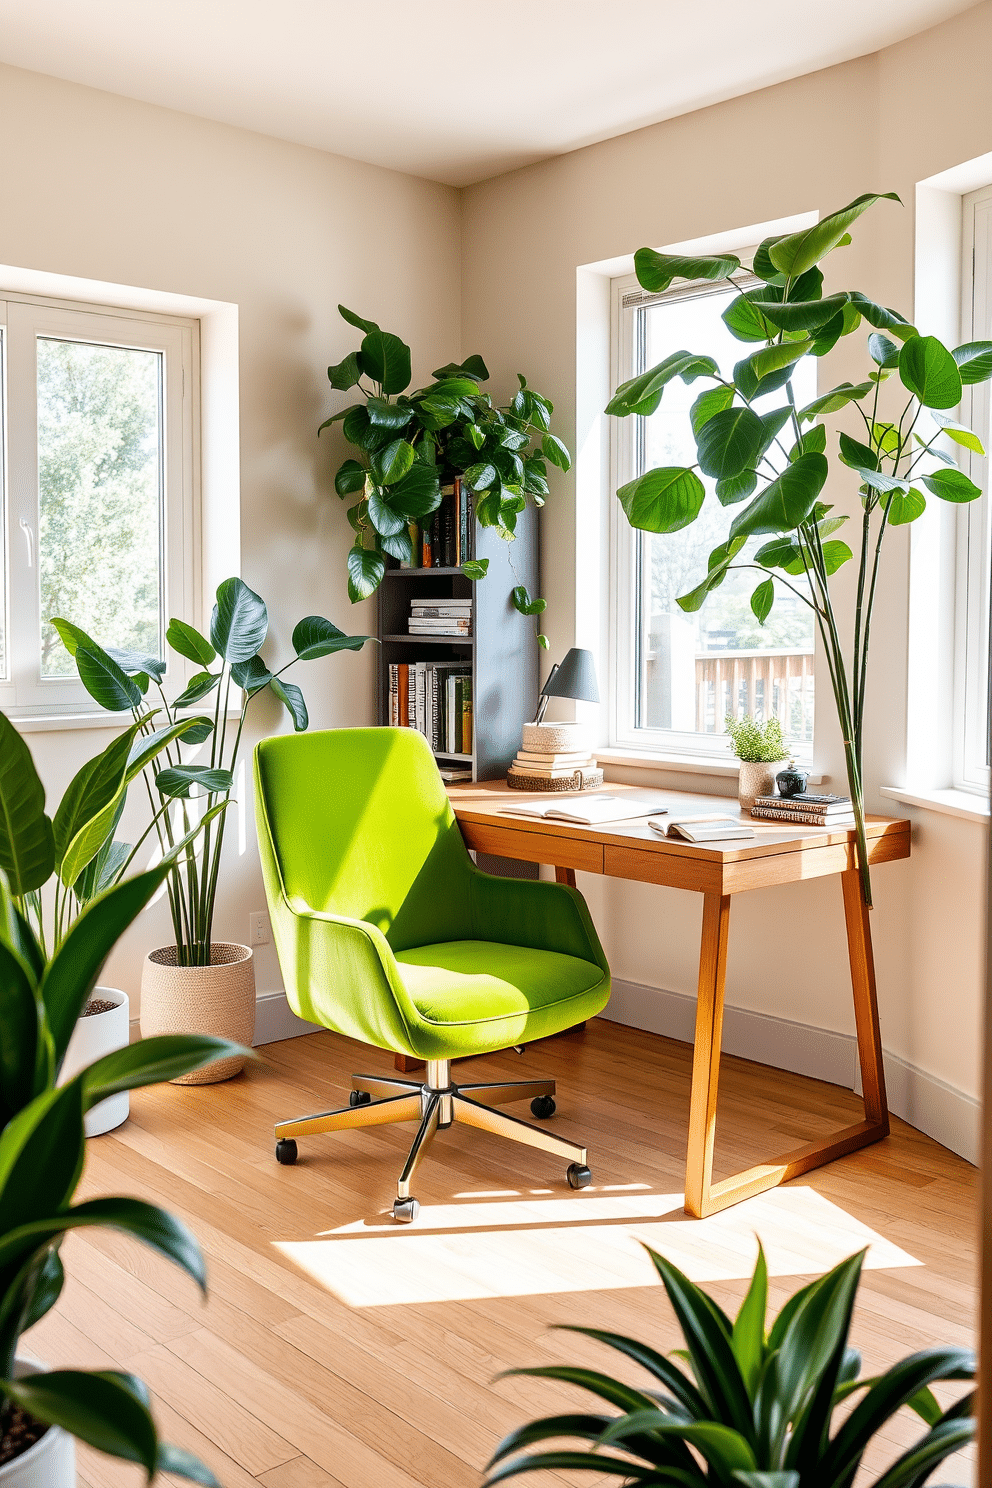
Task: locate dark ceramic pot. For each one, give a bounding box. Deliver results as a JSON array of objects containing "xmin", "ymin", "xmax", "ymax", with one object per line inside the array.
[{"xmin": 776, "ymin": 765, "xmax": 809, "ymax": 798}]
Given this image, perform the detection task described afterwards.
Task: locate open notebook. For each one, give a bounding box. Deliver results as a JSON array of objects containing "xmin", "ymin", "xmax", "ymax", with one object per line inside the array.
[
  {"xmin": 651, "ymin": 813, "xmax": 755, "ymax": 843},
  {"xmin": 498, "ymin": 794, "xmax": 668, "ymax": 827}
]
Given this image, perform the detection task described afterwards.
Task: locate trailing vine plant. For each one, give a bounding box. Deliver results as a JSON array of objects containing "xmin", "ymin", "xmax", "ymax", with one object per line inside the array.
[{"xmin": 605, "ymin": 193, "xmax": 992, "ymax": 906}]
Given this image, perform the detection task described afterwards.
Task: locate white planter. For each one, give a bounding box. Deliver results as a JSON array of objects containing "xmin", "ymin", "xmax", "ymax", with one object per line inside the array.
[
  {"xmin": 59, "ymin": 988, "xmax": 130, "ymax": 1137},
  {"xmin": 0, "ymin": 1360, "xmax": 75, "ymax": 1488},
  {"xmin": 141, "ymin": 943, "xmax": 255, "ymax": 1084},
  {"xmin": 737, "ymin": 759, "xmax": 781, "ymax": 814}
]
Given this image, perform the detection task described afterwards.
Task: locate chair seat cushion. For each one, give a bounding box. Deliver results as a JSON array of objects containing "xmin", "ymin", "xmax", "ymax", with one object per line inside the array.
[{"xmin": 393, "ymin": 939, "xmax": 609, "ymax": 1057}]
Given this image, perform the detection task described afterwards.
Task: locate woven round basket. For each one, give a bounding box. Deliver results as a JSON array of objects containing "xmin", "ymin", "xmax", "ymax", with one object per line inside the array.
[
  {"xmin": 521, "ymin": 721, "xmax": 589, "ymax": 754},
  {"xmin": 140, "ymin": 942, "xmax": 255, "ymax": 1084},
  {"xmin": 507, "ymin": 767, "xmax": 605, "ymax": 792}
]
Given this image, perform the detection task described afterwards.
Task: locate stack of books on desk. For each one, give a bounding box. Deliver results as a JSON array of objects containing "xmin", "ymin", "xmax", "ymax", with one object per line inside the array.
[
  {"xmin": 408, "ymin": 597, "xmax": 472, "ymax": 636},
  {"xmin": 750, "ymin": 792, "xmax": 856, "ymax": 826},
  {"xmin": 507, "ymin": 747, "xmax": 598, "ymax": 781}
]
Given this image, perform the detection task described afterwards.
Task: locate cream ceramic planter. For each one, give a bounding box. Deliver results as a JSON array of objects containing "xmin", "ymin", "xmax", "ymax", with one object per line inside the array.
[
  {"xmin": 737, "ymin": 759, "xmax": 781, "ymax": 814},
  {"xmin": 0, "ymin": 1360, "xmax": 75, "ymax": 1488},
  {"xmin": 140, "ymin": 943, "xmax": 255, "ymax": 1084},
  {"xmin": 59, "ymin": 987, "xmax": 130, "ymax": 1136}
]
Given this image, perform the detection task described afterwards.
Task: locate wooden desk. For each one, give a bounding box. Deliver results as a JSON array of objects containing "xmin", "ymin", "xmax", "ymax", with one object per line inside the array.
[{"xmin": 447, "ymin": 780, "xmax": 911, "ymax": 1219}]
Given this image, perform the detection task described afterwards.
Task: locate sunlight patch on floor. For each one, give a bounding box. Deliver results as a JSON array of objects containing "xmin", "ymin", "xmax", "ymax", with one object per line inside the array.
[{"xmin": 273, "ymin": 1184, "xmax": 920, "ymax": 1306}]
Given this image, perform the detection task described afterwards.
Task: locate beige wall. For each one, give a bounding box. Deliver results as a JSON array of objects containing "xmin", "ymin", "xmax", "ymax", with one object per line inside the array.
[
  {"xmin": 461, "ymin": 3, "xmax": 992, "ymax": 1146},
  {"xmin": 0, "ymin": 60, "xmax": 460, "ymax": 1000}
]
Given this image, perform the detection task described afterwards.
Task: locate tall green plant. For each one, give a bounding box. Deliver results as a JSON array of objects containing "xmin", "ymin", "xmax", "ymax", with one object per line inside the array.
[
  {"xmin": 56, "ymin": 578, "xmax": 371, "ymax": 966},
  {"xmin": 0, "ymin": 722, "xmax": 246, "ymax": 1479},
  {"xmin": 321, "ymin": 304, "xmax": 570, "ymax": 634},
  {"xmin": 605, "ymin": 194, "xmax": 992, "ymax": 906},
  {"xmin": 487, "ymin": 1245, "xmax": 974, "ymax": 1488}
]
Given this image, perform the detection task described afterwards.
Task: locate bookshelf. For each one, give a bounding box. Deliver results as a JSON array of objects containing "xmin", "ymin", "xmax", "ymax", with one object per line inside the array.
[{"xmin": 375, "ymin": 501, "xmax": 539, "ymax": 785}]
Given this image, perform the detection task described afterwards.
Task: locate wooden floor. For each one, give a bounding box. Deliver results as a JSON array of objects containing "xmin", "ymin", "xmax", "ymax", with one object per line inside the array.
[{"xmin": 31, "ymin": 1019, "xmax": 977, "ymax": 1488}]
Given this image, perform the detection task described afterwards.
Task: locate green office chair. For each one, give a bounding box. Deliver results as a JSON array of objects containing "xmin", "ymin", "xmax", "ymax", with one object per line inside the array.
[{"xmin": 253, "ymin": 727, "xmax": 611, "ymax": 1221}]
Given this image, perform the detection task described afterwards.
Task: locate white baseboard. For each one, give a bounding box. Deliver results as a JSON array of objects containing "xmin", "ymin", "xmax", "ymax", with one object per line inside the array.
[
  {"xmin": 252, "ymin": 990, "xmax": 323, "ymax": 1045},
  {"xmin": 602, "ymin": 977, "xmax": 980, "ymax": 1167}
]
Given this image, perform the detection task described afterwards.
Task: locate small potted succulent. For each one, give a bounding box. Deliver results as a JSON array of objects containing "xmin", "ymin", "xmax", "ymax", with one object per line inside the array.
[{"xmin": 725, "ymin": 714, "xmax": 788, "ymax": 812}]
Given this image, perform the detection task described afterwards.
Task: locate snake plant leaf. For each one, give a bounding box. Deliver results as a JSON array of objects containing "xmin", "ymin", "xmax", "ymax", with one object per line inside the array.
[
  {"xmin": 76, "ymin": 644, "xmax": 145, "ymax": 711},
  {"xmin": 732, "ymin": 1475, "xmax": 799, "ymax": 1488},
  {"xmin": 730, "ymin": 454, "xmax": 829, "ymax": 541},
  {"xmin": 599, "ymin": 1413, "xmax": 758, "ymax": 1477},
  {"xmin": 4, "ymin": 1369, "xmax": 159, "ymax": 1476},
  {"xmin": 617, "ymin": 467, "xmax": 706, "ymax": 533},
  {"xmin": 270, "ymin": 678, "xmax": 308, "ymax": 731},
  {"xmin": 347, "ymin": 544, "xmax": 386, "ymax": 602},
  {"xmin": 326, "ymin": 349, "xmax": 362, "ymax": 391},
  {"xmin": 292, "ymin": 616, "xmax": 371, "ymax": 660},
  {"xmin": 499, "ymin": 1364, "xmax": 659, "ymax": 1416},
  {"xmin": 921, "ymin": 466, "xmax": 983, "ymax": 502},
  {"xmin": 732, "ymin": 1244, "xmax": 768, "ymax": 1396},
  {"xmin": 485, "ymin": 1451, "xmax": 663, "ymax": 1486},
  {"xmin": 334, "ymin": 458, "xmax": 367, "ymax": 497},
  {"xmin": 360, "ymin": 329, "xmax": 412, "ymax": 395},
  {"xmin": 634, "ymin": 247, "xmax": 741, "ymax": 294},
  {"xmin": 898, "ymin": 335, "xmax": 962, "ymax": 410},
  {"xmin": 19, "ymin": 1246, "xmax": 65, "ymax": 1332},
  {"xmin": 0, "ymin": 937, "xmax": 40, "ymax": 1122},
  {"xmin": 210, "ymin": 578, "xmax": 269, "ymax": 663},
  {"xmin": 691, "ymin": 385, "xmax": 735, "ymax": 434},
  {"xmin": 697, "ymin": 407, "xmax": 767, "ymax": 480},
  {"xmin": 80, "ymin": 1036, "xmax": 247, "ymax": 1111},
  {"xmin": 155, "ymin": 1442, "xmax": 222, "ymax": 1485},
  {"xmin": 166, "ymin": 618, "xmax": 216, "ymax": 666},
  {"xmin": 952, "ymin": 340, "xmax": 992, "ymax": 384},
  {"xmin": 768, "ymin": 193, "xmax": 901, "ymax": 277},
  {"xmin": 929, "ymin": 411, "xmax": 986, "ymax": 455},
  {"xmin": 0, "ymin": 1080, "xmax": 85, "ymax": 1229},
  {"xmin": 553, "ymin": 1324, "xmax": 708, "ymax": 1418},
  {"xmin": 774, "ymin": 1250, "xmax": 865, "ymax": 1454},
  {"xmin": 0, "ymin": 711, "xmax": 55, "ymax": 896},
  {"xmin": 646, "ymin": 1250, "xmax": 753, "ymax": 1436}
]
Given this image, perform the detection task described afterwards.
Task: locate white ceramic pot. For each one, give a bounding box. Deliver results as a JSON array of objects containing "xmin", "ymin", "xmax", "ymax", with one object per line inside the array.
[
  {"xmin": 58, "ymin": 988, "xmax": 130, "ymax": 1137},
  {"xmin": 738, "ymin": 759, "xmax": 781, "ymax": 814},
  {"xmin": 140, "ymin": 943, "xmax": 255, "ymax": 1085},
  {"xmin": 0, "ymin": 1360, "xmax": 75, "ymax": 1488}
]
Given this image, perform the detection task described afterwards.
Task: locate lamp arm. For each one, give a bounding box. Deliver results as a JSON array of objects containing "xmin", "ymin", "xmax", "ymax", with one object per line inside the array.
[{"xmin": 532, "ymin": 664, "xmax": 559, "ymax": 725}]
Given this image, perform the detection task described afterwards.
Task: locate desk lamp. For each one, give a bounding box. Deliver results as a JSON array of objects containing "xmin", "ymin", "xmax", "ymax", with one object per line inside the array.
[{"xmin": 507, "ymin": 647, "xmax": 604, "ymax": 791}]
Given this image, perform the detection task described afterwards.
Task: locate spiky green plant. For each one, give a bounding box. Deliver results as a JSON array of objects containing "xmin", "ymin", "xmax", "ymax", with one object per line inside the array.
[{"xmin": 487, "ymin": 1246, "xmax": 974, "ymax": 1488}]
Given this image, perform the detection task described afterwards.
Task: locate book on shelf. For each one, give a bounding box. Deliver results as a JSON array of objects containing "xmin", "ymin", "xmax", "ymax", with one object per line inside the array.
[
  {"xmin": 753, "ymin": 793, "xmax": 851, "ymax": 813},
  {"xmin": 410, "ymin": 603, "xmax": 472, "ymax": 619},
  {"xmin": 409, "ymin": 621, "xmax": 472, "ymax": 635},
  {"xmin": 498, "ymin": 795, "xmax": 668, "ymax": 826},
  {"xmin": 515, "ymin": 749, "xmax": 594, "ymax": 765},
  {"xmin": 409, "ymin": 479, "xmax": 472, "ymax": 570},
  {"xmin": 651, "ymin": 814, "xmax": 755, "ymax": 843},
  {"xmin": 387, "ymin": 662, "xmax": 473, "ymax": 758},
  {"xmin": 509, "ymin": 756, "xmax": 597, "ymax": 776},
  {"xmin": 751, "ymin": 805, "xmax": 855, "ymax": 827},
  {"xmin": 437, "ymin": 766, "xmax": 472, "ymax": 783}
]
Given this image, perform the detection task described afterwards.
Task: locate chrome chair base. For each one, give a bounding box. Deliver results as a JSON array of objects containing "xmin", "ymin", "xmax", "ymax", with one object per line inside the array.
[{"xmin": 273, "ymin": 1058, "xmax": 591, "ymax": 1222}]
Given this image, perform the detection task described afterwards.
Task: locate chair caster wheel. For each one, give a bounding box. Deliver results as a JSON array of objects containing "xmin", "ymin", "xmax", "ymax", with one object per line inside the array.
[
  {"xmin": 566, "ymin": 1163, "xmax": 591, "ymax": 1190},
  {"xmin": 393, "ymin": 1197, "xmax": 419, "ymax": 1223},
  {"xmin": 275, "ymin": 1139, "xmax": 298, "ymax": 1165},
  {"xmin": 349, "ymin": 1090, "xmax": 371, "ymax": 1107},
  {"xmin": 531, "ymin": 1096, "xmax": 556, "ymax": 1119}
]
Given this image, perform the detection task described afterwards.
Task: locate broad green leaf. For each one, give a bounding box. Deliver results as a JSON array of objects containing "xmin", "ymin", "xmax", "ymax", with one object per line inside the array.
[
  {"xmin": 360, "ymin": 329, "xmax": 412, "ymax": 395},
  {"xmin": 747, "ymin": 338, "xmax": 813, "ymax": 379},
  {"xmin": 922, "ymin": 466, "xmax": 983, "ymax": 503},
  {"xmin": 464, "ymin": 461, "xmax": 497, "ymax": 491},
  {"xmin": 930, "ymin": 411, "xmax": 985, "ymax": 454},
  {"xmin": 461, "ymin": 559, "xmax": 489, "ymax": 580},
  {"xmin": 617, "ymin": 467, "xmax": 706, "ymax": 533},
  {"xmin": 750, "ymin": 579, "xmax": 774, "ymax": 625},
  {"xmin": 752, "ymin": 236, "xmax": 787, "ymax": 285},
  {"xmin": 387, "ymin": 463, "xmax": 442, "ymax": 517},
  {"xmin": 466, "ymin": 424, "xmax": 485, "ymax": 451},
  {"xmin": 72, "ymin": 837, "xmax": 131, "ymax": 905},
  {"xmin": 868, "ymin": 333, "xmax": 900, "ymax": 369},
  {"xmin": 732, "ymin": 1244, "xmax": 768, "ymax": 1394},
  {"xmin": 76, "ymin": 645, "xmax": 144, "ymax": 711},
  {"xmin": 769, "ymin": 193, "xmax": 901, "ymax": 277},
  {"xmin": 50, "ymin": 618, "xmax": 97, "ymax": 656},
  {"xmin": 789, "ymin": 425, "xmax": 827, "ymax": 461},
  {"xmin": 172, "ymin": 671, "xmax": 221, "ymax": 708},
  {"xmin": 729, "ymin": 454, "xmax": 829, "ymax": 541},
  {"xmin": 607, "ymin": 350, "xmax": 719, "ymax": 418},
  {"xmin": 334, "ymin": 458, "xmax": 367, "ymax": 497},
  {"xmin": 717, "ymin": 471, "xmax": 758, "ymax": 507},
  {"xmin": 899, "ymin": 335, "xmax": 962, "ymax": 410},
  {"xmin": 799, "ymin": 381, "xmax": 874, "ymax": 423},
  {"xmin": 697, "ymin": 407, "xmax": 767, "ymax": 480},
  {"xmin": 366, "ymin": 396, "xmax": 414, "ymax": 430},
  {"xmin": 838, "ymin": 432, "xmax": 878, "ymax": 471},
  {"xmin": 722, "ymin": 289, "xmax": 779, "ymax": 342},
  {"xmin": 677, "ymin": 535, "xmax": 747, "ymax": 612},
  {"xmin": 872, "ymin": 421, "xmax": 900, "ymax": 455},
  {"xmin": 542, "ymin": 433, "xmax": 571, "ymax": 471},
  {"xmin": 270, "ymin": 677, "xmax": 308, "ymax": 731},
  {"xmin": 511, "ymin": 586, "xmax": 547, "ymax": 617},
  {"xmin": 734, "ymin": 357, "xmax": 793, "ymax": 403},
  {"xmin": 155, "ymin": 766, "xmax": 233, "ymax": 799},
  {"xmin": 81, "ymin": 1035, "xmax": 246, "ymax": 1110},
  {"xmin": 166, "ymin": 619, "xmax": 216, "ymax": 666},
  {"xmin": 0, "ymin": 1081, "xmax": 85, "ymax": 1229},
  {"xmin": 953, "ymin": 340, "xmax": 992, "ymax": 384},
  {"xmin": 367, "ymin": 487, "xmax": 409, "ymax": 538},
  {"xmin": 5, "ymin": 1369, "xmax": 158, "ymax": 1476},
  {"xmin": 293, "ymin": 616, "xmax": 370, "ymax": 660},
  {"xmin": 848, "ymin": 293, "xmax": 915, "ymax": 340},
  {"xmin": 0, "ymin": 711, "xmax": 55, "ymax": 895},
  {"xmin": 634, "ymin": 247, "xmax": 740, "ymax": 293},
  {"xmin": 338, "ymin": 304, "xmax": 379, "ymax": 334},
  {"xmin": 54, "ymin": 722, "xmax": 145, "ymax": 888},
  {"xmin": 347, "ymin": 544, "xmax": 386, "ymax": 601},
  {"xmin": 380, "ymin": 528, "xmax": 412, "ymax": 563},
  {"xmin": 883, "ymin": 488, "xmax": 926, "ymax": 526},
  {"xmin": 432, "ymin": 354, "xmax": 489, "ymax": 381},
  {"xmin": 747, "ymin": 294, "xmax": 850, "ymax": 333},
  {"xmin": 210, "ymin": 578, "xmax": 268, "ymax": 663},
  {"xmin": 0, "ymin": 937, "xmax": 39, "ymax": 1122},
  {"xmin": 326, "ymin": 349, "xmax": 362, "ymax": 390},
  {"xmin": 106, "ymin": 647, "xmax": 165, "ymax": 680},
  {"xmin": 230, "ymin": 656, "xmax": 273, "ymax": 694},
  {"xmin": 691, "ymin": 384, "xmax": 735, "ymax": 434},
  {"xmin": 852, "ymin": 466, "xmax": 908, "ymax": 496},
  {"xmin": 817, "ymin": 540, "xmax": 854, "ymax": 572},
  {"xmin": 755, "ymin": 536, "xmax": 803, "ymax": 570}
]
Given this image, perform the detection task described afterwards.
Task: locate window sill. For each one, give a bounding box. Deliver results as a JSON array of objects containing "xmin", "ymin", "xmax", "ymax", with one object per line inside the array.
[
  {"xmin": 12, "ymin": 708, "xmax": 242, "ymax": 735},
  {"xmin": 596, "ymin": 746, "xmax": 824, "ymax": 783},
  {"xmin": 880, "ymin": 784, "xmax": 989, "ymax": 825}
]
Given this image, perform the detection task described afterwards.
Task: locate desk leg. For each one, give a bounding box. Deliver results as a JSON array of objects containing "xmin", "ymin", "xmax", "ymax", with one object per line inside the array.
[
  {"xmin": 555, "ymin": 866, "xmax": 577, "ymax": 886},
  {"xmin": 683, "ymin": 873, "xmax": 890, "ymax": 1219}
]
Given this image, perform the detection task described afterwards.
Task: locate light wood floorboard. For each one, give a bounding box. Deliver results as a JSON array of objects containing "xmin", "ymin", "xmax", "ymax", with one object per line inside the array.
[{"xmin": 29, "ymin": 1019, "xmax": 976, "ymax": 1488}]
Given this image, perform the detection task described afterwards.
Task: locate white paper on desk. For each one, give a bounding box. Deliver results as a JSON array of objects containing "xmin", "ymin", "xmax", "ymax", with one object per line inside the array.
[{"xmin": 498, "ymin": 794, "xmax": 668, "ymax": 826}]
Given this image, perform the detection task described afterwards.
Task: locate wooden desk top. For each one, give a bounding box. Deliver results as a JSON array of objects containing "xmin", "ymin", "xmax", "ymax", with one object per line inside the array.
[{"xmin": 448, "ymin": 779, "xmax": 910, "ymax": 896}]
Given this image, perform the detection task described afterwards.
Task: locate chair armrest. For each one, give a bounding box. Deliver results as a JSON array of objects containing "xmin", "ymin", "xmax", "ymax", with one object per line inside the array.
[{"xmin": 467, "ymin": 870, "xmax": 609, "ymax": 973}]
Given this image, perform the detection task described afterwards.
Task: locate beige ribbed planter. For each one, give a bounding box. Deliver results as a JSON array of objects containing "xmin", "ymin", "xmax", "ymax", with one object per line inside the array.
[
  {"xmin": 737, "ymin": 758, "xmax": 781, "ymax": 814},
  {"xmin": 140, "ymin": 942, "xmax": 255, "ymax": 1084}
]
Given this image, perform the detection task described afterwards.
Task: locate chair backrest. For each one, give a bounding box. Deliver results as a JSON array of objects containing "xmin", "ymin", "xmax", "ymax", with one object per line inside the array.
[{"xmin": 253, "ymin": 727, "xmax": 475, "ymax": 951}]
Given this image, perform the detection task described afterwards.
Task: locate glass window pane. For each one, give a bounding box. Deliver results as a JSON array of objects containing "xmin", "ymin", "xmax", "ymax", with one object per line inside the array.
[
  {"xmin": 634, "ymin": 287, "xmax": 816, "ymax": 744},
  {"xmin": 37, "ymin": 337, "xmax": 164, "ymax": 678}
]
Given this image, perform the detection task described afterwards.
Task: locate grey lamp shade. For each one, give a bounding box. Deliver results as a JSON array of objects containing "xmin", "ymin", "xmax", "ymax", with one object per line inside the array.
[{"xmin": 540, "ymin": 647, "xmax": 600, "ymax": 705}]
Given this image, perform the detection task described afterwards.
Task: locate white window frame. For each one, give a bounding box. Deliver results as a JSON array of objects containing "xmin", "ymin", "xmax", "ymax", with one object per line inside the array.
[
  {"xmin": 0, "ymin": 292, "xmax": 200, "ymax": 716},
  {"xmin": 608, "ymin": 259, "xmax": 814, "ymax": 765},
  {"xmin": 953, "ymin": 185, "xmax": 992, "ymax": 794}
]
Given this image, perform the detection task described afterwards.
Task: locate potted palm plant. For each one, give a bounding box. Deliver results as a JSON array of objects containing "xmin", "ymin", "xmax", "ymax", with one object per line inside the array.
[
  {"xmin": 0, "ymin": 730, "xmax": 246, "ymax": 1484},
  {"xmin": 56, "ymin": 579, "xmax": 371, "ymax": 1080},
  {"xmin": 487, "ymin": 1244, "xmax": 974, "ymax": 1488}
]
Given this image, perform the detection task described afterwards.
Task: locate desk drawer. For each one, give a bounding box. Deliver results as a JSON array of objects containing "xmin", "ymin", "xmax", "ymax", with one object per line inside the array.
[
  {"xmin": 603, "ymin": 843, "xmax": 724, "ymax": 893},
  {"xmin": 458, "ymin": 821, "xmax": 604, "ymax": 874}
]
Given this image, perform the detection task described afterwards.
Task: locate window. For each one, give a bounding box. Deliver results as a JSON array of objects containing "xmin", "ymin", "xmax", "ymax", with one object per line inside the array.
[
  {"xmin": 0, "ymin": 295, "xmax": 198, "ymax": 714},
  {"xmin": 610, "ymin": 265, "xmax": 816, "ymax": 762},
  {"xmin": 955, "ymin": 184, "xmax": 992, "ymax": 793}
]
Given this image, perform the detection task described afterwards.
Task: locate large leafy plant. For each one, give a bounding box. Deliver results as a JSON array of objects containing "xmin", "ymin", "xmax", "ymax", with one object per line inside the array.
[
  {"xmin": 321, "ymin": 304, "xmax": 570, "ymax": 624},
  {"xmin": 56, "ymin": 578, "xmax": 371, "ymax": 967},
  {"xmin": 487, "ymin": 1245, "xmax": 974, "ymax": 1488},
  {"xmin": 606, "ymin": 193, "xmax": 992, "ymax": 905},
  {"xmin": 0, "ymin": 783, "xmax": 245, "ymax": 1481}
]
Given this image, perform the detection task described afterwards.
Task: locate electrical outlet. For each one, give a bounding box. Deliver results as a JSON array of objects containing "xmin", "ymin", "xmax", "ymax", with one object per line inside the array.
[{"xmin": 249, "ymin": 911, "xmax": 271, "ymax": 947}]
